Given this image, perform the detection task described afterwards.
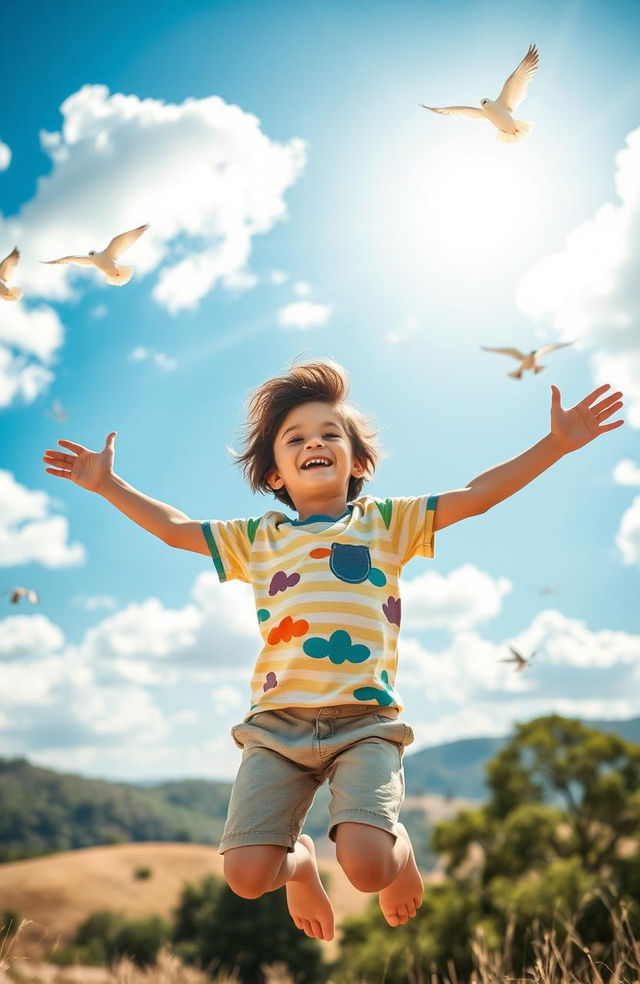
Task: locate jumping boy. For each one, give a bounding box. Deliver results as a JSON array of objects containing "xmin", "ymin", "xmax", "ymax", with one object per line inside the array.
[{"xmin": 42, "ymin": 359, "xmax": 624, "ymax": 942}]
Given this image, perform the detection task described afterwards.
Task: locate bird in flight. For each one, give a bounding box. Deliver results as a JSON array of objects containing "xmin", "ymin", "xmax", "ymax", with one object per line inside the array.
[
  {"xmin": 42, "ymin": 223, "xmax": 149, "ymax": 286},
  {"xmin": 500, "ymin": 645, "xmax": 537, "ymax": 672},
  {"xmin": 4, "ymin": 586, "xmax": 39, "ymax": 605},
  {"xmin": 422, "ymin": 43, "xmax": 539, "ymax": 143},
  {"xmin": 0, "ymin": 247, "xmax": 23, "ymax": 301},
  {"xmin": 481, "ymin": 341, "xmax": 575, "ymax": 379}
]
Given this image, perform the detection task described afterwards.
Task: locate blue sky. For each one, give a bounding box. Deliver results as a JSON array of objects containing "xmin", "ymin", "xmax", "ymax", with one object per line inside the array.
[{"xmin": 1, "ymin": 0, "xmax": 639, "ymax": 782}]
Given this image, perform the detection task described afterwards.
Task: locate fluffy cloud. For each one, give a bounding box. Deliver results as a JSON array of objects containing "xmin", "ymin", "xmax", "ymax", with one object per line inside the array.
[
  {"xmin": 401, "ymin": 564, "xmax": 513, "ymax": 632},
  {"xmin": 0, "ymin": 140, "xmax": 10, "ymax": 171},
  {"xmin": 0, "ymin": 85, "xmax": 306, "ymax": 315},
  {"xmin": 0, "ymin": 469, "xmax": 85, "ymax": 568},
  {"xmin": 516, "ymin": 126, "xmax": 640, "ymax": 426},
  {"xmin": 128, "ymin": 345, "xmax": 177, "ymax": 370},
  {"xmin": 277, "ymin": 300, "xmax": 332, "ymax": 330}
]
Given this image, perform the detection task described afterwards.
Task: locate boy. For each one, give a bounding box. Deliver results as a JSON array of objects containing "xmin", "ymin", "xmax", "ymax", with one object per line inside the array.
[{"xmin": 42, "ymin": 360, "xmax": 624, "ymax": 943}]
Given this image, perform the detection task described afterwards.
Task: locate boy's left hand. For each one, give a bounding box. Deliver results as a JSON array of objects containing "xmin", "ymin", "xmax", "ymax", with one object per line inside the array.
[{"xmin": 550, "ymin": 383, "xmax": 624, "ymax": 454}]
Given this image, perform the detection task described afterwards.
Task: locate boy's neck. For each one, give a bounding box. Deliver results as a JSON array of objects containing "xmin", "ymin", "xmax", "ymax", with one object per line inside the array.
[{"xmin": 294, "ymin": 494, "xmax": 350, "ymax": 522}]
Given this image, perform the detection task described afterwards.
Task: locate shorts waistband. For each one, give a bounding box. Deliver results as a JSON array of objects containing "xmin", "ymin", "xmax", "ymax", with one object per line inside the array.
[{"xmin": 249, "ymin": 704, "xmax": 400, "ymax": 721}]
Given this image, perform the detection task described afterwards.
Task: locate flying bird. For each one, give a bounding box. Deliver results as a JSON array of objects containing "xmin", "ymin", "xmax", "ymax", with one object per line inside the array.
[
  {"xmin": 0, "ymin": 247, "xmax": 23, "ymax": 301},
  {"xmin": 46, "ymin": 399, "xmax": 68, "ymax": 422},
  {"xmin": 4, "ymin": 587, "xmax": 39, "ymax": 605},
  {"xmin": 422, "ymin": 43, "xmax": 539, "ymax": 143},
  {"xmin": 500, "ymin": 645, "xmax": 537, "ymax": 672},
  {"xmin": 481, "ymin": 341, "xmax": 575, "ymax": 379},
  {"xmin": 42, "ymin": 223, "xmax": 149, "ymax": 286}
]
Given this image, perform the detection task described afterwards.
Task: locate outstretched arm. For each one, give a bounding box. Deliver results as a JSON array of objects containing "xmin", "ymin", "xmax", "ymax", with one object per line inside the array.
[{"xmin": 433, "ymin": 383, "xmax": 624, "ymax": 530}]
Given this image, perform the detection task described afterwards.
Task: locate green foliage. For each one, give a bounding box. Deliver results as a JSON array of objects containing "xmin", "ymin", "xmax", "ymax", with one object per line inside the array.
[
  {"xmin": 0, "ymin": 757, "xmax": 231, "ymax": 860},
  {"xmin": 53, "ymin": 908, "xmax": 170, "ymax": 968},
  {"xmin": 172, "ymin": 873, "xmax": 328, "ymax": 984},
  {"xmin": 134, "ymin": 865, "xmax": 153, "ymax": 879},
  {"xmin": 338, "ymin": 714, "xmax": 640, "ymax": 981},
  {"xmin": 1, "ymin": 908, "xmax": 20, "ymax": 938}
]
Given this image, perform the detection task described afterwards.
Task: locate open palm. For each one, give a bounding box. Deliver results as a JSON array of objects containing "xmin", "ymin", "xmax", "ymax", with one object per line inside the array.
[
  {"xmin": 42, "ymin": 432, "xmax": 117, "ymax": 493},
  {"xmin": 551, "ymin": 384, "xmax": 624, "ymax": 453}
]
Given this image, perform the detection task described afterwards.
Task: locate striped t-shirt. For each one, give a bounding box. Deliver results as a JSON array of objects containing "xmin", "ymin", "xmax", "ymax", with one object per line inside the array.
[{"xmin": 201, "ymin": 494, "xmax": 438, "ymax": 719}]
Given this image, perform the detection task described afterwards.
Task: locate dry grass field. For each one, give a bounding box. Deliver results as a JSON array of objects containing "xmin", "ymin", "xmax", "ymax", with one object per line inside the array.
[{"xmin": 0, "ymin": 841, "xmax": 382, "ymax": 964}]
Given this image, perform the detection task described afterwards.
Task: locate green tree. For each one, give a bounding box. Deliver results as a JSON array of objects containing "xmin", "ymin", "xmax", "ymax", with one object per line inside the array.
[
  {"xmin": 172, "ymin": 873, "xmax": 328, "ymax": 984},
  {"xmin": 336, "ymin": 715, "xmax": 640, "ymax": 982}
]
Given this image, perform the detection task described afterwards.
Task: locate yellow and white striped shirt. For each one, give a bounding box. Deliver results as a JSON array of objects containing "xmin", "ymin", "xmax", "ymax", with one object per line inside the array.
[{"xmin": 201, "ymin": 494, "xmax": 438, "ymax": 719}]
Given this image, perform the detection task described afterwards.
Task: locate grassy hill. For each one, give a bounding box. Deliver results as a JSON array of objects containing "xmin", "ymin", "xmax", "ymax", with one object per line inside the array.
[{"xmin": 0, "ymin": 842, "xmax": 373, "ymax": 963}]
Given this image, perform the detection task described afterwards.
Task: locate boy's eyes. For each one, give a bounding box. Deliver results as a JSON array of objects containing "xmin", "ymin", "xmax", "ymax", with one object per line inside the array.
[{"xmin": 288, "ymin": 433, "xmax": 340, "ymax": 444}]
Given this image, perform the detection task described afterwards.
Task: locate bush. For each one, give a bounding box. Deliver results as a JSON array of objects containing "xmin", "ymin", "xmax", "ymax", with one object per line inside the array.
[{"xmin": 134, "ymin": 865, "xmax": 153, "ymax": 880}]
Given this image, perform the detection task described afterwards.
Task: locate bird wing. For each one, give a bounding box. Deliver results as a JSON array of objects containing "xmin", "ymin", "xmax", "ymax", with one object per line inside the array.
[
  {"xmin": 497, "ymin": 44, "xmax": 539, "ymax": 112},
  {"xmin": 508, "ymin": 645, "xmax": 523, "ymax": 659},
  {"xmin": 42, "ymin": 255, "xmax": 94, "ymax": 266},
  {"xmin": 0, "ymin": 247, "xmax": 20, "ymax": 282},
  {"xmin": 105, "ymin": 223, "xmax": 149, "ymax": 259},
  {"xmin": 535, "ymin": 341, "xmax": 575, "ymax": 357},
  {"xmin": 421, "ymin": 104, "xmax": 487, "ymax": 120},
  {"xmin": 481, "ymin": 346, "xmax": 527, "ymax": 361}
]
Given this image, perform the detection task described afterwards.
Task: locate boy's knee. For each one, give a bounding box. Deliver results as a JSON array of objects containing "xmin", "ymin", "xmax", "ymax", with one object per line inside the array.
[
  {"xmin": 335, "ymin": 822, "xmax": 396, "ymax": 892},
  {"xmin": 223, "ymin": 844, "xmax": 286, "ymax": 899}
]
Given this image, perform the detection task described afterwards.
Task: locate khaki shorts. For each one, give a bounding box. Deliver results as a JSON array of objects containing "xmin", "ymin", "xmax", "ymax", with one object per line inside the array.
[{"xmin": 219, "ymin": 704, "xmax": 414, "ymax": 855}]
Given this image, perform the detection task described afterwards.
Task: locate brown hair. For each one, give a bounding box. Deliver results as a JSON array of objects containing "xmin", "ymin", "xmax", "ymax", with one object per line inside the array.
[{"xmin": 231, "ymin": 359, "xmax": 381, "ymax": 510}]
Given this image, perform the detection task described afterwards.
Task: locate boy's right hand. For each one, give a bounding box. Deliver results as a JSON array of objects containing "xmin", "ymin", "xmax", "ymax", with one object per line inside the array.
[{"xmin": 42, "ymin": 432, "xmax": 117, "ymax": 495}]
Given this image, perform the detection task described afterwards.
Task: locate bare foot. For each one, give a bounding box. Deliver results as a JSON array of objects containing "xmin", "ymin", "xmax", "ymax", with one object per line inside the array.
[
  {"xmin": 378, "ymin": 823, "xmax": 424, "ymax": 927},
  {"xmin": 286, "ymin": 834, "xmax": 335, "ymax": 941}
]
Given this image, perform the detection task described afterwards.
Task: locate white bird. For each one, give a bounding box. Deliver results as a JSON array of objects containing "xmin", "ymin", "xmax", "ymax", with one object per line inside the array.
[
  {"xmin": 42, "ymin": 223, "xmax": 149, "ymax": 286},
  {"xmin": 422, "ymin": 43, "xmax": 539, "ymax": 143},
  {"xmin": 500, "ymin": 645, "xmax": 537, "ymax": 672},
  {"xmin": 0, "ymin": 247, "xmax": 23, "ymax": 301},
  {"xmin": 4, "ymin": 586, "xmax": 39, "ymax": 605},
  {"xmin": 481, "ymin": 341, "xmax": 575, "ymax": 379},
  {"xmin": 46, "ymin": 399, "xmax": 68, "ymax": 422}
]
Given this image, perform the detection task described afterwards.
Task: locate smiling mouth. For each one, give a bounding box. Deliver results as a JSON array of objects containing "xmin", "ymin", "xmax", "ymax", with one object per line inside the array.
[{"xmin": 300, "ymin": 460, "xmax": 333, "ymax": 471}]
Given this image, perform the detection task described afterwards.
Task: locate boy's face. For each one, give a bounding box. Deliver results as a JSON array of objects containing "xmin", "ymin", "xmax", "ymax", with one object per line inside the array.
[{"xmin": 267, "ymin": 401, "xmax": 364, "ymax": 512}]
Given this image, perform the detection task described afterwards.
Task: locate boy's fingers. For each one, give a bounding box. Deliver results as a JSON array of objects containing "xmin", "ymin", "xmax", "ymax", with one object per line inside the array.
[{"xmin": 58, "ymin": 439, "xmax": 86, "ymax": 453}]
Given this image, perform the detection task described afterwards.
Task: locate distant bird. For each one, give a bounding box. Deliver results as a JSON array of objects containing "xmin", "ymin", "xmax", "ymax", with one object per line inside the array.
[
  {"xmin": 0, "ymin": 247, "xmax": 23, "ymax": 301},
  {"xmin": 422, "ymin": 43, "xmax": 539, "ymax": 143},
  {"xmin": 537, "ymin": 584, "xmax": 559, "ymax": 596},
  {"xmin": 4, "ymin": 587, "xmax": 39, "ymax": 605},
  {"xmin": 42, "ymin": 223, "xmax": 149, "ymax": 286},
  {"xmin": 481, "ymin": 341, "xmax": 575, "ymax": 379},
  {"xmin": 500, "ymin": 645, "xmax": 537, "ymax": 672},
  {"xmin": 46, "ymin": 399, "xmax": 68, "ymax": 422}
]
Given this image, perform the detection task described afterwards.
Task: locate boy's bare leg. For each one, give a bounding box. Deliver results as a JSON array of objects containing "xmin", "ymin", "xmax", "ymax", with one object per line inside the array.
[
  {"xmin": 224, "ymin": 836, "xmax": 334, "ymax": 939},
  {"xmin": 377, "ymin": 822, "xmax": 424, "ymax": 927},
  {"xmin": 283, "ymin": 834, "xmax": 335, "ymax": 940}
]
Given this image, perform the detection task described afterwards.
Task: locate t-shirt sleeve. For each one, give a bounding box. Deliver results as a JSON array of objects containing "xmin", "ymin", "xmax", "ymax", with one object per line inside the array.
[
  {"xmin": 377, "ymin": 495, "xmax": 439, "ymax": 565},
  {"xmin": 200, "ymin": 517, "xmax": 256, "ymax": 583}
]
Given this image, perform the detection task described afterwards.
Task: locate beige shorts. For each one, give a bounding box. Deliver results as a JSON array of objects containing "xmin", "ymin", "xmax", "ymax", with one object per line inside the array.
[{"xmin": 219, "ymin": 704, "xmax": 414, "ymax": 855}]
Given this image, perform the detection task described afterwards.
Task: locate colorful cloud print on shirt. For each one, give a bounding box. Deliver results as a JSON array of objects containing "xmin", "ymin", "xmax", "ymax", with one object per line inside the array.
[
  {"xmin": 267, "ymin": 615, "xmax": 310, "ymax": 646},
  {"xmin": 353, "ymin": 669, "xmax": 396, "ymax": 706},
  {"xmin": 309, "ymin": 543, "xmax": 386, "ymax": 587},
  {"xmin": 269, "ymin": 570, "xmax": 300, "ymax": 595},
  {"xmin": 303, "ymin": 628, "xmax": 370, "ymax": 664}
]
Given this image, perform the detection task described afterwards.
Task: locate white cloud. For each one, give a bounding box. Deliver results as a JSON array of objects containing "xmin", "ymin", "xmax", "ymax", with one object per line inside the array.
[
  {"xmin": 292, "ymin": 280, "xmax": 311, "ymax": 296},
  {"xmin": 516, "ymin": 126, "xmax": 640, "ymax": 426},
  {"xmin": 0, "ymin": 140, "xmax": 10, "ymax": 171},
  {"xmin": 277, "ymin": 300, "xmax": 331, "ymax": 330},
  {"xmin": 613, "ymin": 459, "xmax": 640, "ymax": 486},
  {"xmin": 128, "ymin": 345, "xmax": 177, "ymax": 370},
  {"xmin": 615, "ymin": 495, "xmax": 640, "ymax": 566},
  {"xmin": 90, "ymin": 304, "xmax": 108, "ymax": 319},
  {"xmin": 1, "ymin": 85, "xmax": 307, "ymax": 316},
  {"xmin": 0, "ymin": 614, "xmax": 65, "ymax": 661},
  {"xmin": 269, "ymin": 269, "xmax": 288, "ymax": 285},
  {"xmin": 0, "ymin": 469, "xmax": 86, "ymax": 568},
  {"xmin": 73, "ymin": 594, "xmax": 118, "ymax": 611},
  {"xmin": 401, "ymin": 564, "xmax": 512, "ymax": 632}
]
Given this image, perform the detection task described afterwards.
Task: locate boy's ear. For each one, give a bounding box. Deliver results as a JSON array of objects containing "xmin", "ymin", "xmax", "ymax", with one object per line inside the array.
[
  {"xmin": 267, "ymin": 469, "xmax": 284, "ymax": 491},
  {"xmin": 351, "ymin": 458, "xmax": 366, "ymax": 479}
]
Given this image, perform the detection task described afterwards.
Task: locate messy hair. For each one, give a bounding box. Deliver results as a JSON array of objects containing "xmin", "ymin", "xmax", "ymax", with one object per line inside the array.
[{"xmin": 232, "ymin": 359, "xmax": 381, "ymax": 510}]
